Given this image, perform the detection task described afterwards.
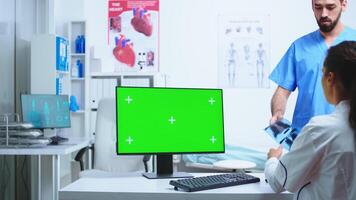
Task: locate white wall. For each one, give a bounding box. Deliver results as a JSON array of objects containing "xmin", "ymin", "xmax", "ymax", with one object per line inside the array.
[
  {"xmin": 0, "ymin": 0, "xmax": 15, "ymax": 114},
  {"xmin": 15, "ymin": 0, "xmax": 37, "ymax": 112},
  {"xmin": 83, "ymin": 0, "xmax": 356, "ymax": 152},
  {"xmin": 55, "ymin": 0, "xmax": 85, "ymax": 37},
  {"xmin": 0, "ymin": 1, "xmax": 16, "ymax": 200},
  {"xmin": 342, "ymin": 0, "xmax": 356, "ymax": 28}
]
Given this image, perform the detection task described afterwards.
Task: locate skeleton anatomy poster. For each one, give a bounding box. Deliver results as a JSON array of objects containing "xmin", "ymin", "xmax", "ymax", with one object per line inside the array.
[
  {"xmin": 218, "ymin": 15, "xmax": 270, "ymax": 88},
  {"xmin": 108, "ymin": 0, "xmax": 159, "ymax": 72}
]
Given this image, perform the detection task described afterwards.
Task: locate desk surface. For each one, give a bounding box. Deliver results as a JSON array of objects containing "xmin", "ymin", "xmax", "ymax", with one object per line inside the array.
[
  {"xmin": 59, "ymin": 173, "xmax": 293, "ymax": 200},
  {"xmin": 0, "ymin": 137, "xmax": 92, "ymax": 155}
]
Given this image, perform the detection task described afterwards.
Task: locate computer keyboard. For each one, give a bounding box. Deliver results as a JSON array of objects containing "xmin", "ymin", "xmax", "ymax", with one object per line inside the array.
[{"xmin": 169, "ymin": 172, "xmax": 260, "ymax": 192}]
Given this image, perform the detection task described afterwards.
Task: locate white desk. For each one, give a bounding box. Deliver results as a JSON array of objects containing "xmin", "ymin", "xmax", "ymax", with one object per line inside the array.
[
  {"xmin": 59, "ymin": 173, "xmax": 293, "ymax": 200},
  {"xmin": 0, "ymin": 137, "xmax": 92, "ymax": 200}
]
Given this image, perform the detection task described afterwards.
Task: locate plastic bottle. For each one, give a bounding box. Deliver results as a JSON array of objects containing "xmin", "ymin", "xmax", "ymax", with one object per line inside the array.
[
  {"xmin": 80, "ymin": 61, "xmax": 84, "ymax": 77},
  {"xmin": 77, "ymin": 60, "xmax": 83, "ymax": 77},
  {"xmin": 76, "ymin": 60, "xmax": 81, "ymax": 77},
  {"xmin": 75, "ymin": 35, "xmax": 80, "ymax": 53},
  {"xmin": 69, "ymin": 95, "xmax": 79, "ymax": 112},
  {"xmin": 78, "ymin": 35, "xmax": 85, "ymax": 53},
  {"xmin": 81, "ymin": 35, "xmax": 85, "ymax": 53},
  {"xmin": 71, "ymin": 62, "xmax": 78, "ymax": 78},
  {"xmin": 77, "ymin": 36, "xmax": 81, "ymax": 53}
]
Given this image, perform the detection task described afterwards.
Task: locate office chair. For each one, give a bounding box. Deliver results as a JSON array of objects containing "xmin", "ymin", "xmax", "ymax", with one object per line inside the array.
[{"xmin": 75, "ymin": 98, "xmax": 151, "ymax": 177}]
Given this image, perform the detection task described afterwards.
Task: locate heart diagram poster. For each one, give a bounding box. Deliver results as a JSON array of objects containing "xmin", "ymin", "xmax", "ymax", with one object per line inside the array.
[
  {"xmin": 218, "ymin": 15, "xmax": 270, "ymax": 88},
  {"xmin": 108, "ymin": 0, "xmax": 159, "ymax": 72}
]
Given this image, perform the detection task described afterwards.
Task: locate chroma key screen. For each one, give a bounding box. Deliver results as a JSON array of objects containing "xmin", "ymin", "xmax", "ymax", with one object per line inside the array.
[{"xmin": 116, "ymin": 87, "xmax": 225, "ymax": 154}]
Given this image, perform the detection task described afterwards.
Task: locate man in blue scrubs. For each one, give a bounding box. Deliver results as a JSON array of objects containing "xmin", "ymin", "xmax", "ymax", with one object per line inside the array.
[{"xmin": 269, "ymin": 0, "xmax": 356, "ymax": 132}]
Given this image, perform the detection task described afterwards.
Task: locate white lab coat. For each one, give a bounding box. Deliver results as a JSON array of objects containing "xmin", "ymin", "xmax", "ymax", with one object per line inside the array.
[{"xmin": 265, "ymin": 101, "xmax": 356, "ymax": 200}]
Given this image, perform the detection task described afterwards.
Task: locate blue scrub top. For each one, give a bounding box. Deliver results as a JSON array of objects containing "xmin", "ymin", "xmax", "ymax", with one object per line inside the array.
[{"xmin": 269, "ymin": 27, "xmax": 356, "ymax": 131}]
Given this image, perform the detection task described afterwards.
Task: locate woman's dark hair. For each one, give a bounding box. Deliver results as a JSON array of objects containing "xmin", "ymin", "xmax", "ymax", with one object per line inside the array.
[{"xmin": 324, "ymin": 41, "xmax": 356, "ymax": 131}]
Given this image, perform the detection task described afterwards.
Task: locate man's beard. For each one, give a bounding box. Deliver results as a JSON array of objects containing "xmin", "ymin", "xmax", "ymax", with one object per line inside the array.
[{"xmin": 317, "ymin": 10, "xmax": 342, "ymax": 33}]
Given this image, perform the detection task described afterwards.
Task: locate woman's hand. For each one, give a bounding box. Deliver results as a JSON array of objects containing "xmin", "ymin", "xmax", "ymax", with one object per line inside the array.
[{"xmin": 267, "ymin": 146, "xmax": 283, "ymax": 159}]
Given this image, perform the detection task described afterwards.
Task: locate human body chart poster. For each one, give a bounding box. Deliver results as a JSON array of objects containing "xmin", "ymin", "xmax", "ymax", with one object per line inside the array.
[{"xmin": 218, "ymin": 15, "xmax": 270, "ymax": 88}]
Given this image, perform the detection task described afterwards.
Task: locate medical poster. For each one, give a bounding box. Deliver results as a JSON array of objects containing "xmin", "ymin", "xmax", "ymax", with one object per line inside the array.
[
  {"xmin": 218, "ymin": 15, "xmax": 270, "ymax": 88},
  {"xmin": 108, "ymin": 0, "xmax": 159, "ymax": 72}
]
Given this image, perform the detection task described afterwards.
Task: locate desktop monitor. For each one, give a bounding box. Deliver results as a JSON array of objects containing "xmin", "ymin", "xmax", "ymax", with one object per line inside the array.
[
  {"xmin": 116, "ymin": 87, "xmax": 225, "ymax": 179},
  {"xmin": 21, "ymin": 94, "xmax": 71, "ymax": 129}
]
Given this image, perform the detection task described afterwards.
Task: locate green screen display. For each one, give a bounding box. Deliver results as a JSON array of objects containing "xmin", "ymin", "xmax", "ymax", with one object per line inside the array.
[{"xmin": 116, "ymin": 87, "xmax": 225, "ymax": 154}]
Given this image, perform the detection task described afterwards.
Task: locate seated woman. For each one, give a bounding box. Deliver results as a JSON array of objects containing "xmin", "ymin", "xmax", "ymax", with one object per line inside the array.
[{"xmin": 264, "ymin": 41, "xmax": 356, "ymax": 199}]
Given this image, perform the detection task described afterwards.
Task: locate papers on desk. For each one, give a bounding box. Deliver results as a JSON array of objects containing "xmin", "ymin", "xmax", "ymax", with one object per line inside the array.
[
  {"xmin": 264, "ymin": 119, "xmax": 299, "ymax": 150},
  {"xmin": 0, "ymin": 129, "xmax": 42, "ymax": 137},
  {"xmin": 0, "ymin": 118, "xmax": 50, "ymax": 147},
  {"xmin": 0, "ymin": 137, "xmax": 50, "ymax": 147},
  {"xmin": 0, "ymin": 122, "xmax": 34, "ymax": 129}
]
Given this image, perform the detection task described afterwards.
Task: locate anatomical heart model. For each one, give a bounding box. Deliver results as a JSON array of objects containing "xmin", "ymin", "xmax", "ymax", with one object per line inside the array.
[
  {"xmin": 131, "ymin": 8, "xmax": 153, "ymax": 37},
  {"xmin": 108, "ymin": 0, "xmax": 159, "ymax": 72},
  {"xmin": 113, "ymin": 35, "xmax": 136, "ymax": 67}
]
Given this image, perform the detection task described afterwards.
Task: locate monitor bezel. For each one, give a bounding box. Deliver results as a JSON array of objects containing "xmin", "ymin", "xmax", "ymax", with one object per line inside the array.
[
  {"xmin": 20, "ymin": 94, "xmax": 71, "ymax": 129},
  {"xmin": 115, "ymin": 86, "xmax": 225, "ymax": 155}
]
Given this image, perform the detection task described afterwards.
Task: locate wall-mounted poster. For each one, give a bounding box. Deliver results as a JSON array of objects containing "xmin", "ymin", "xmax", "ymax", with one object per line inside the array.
[
  {"xmin": 218, "ymin": 15, "xmax": 270, "ymax": 88},
  {"xmin": 108, "ymin": 0, "xmax": 159, "ymax": 72}
]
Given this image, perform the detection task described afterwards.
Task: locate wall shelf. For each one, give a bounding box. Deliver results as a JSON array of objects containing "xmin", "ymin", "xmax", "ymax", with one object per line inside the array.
[
  {"xmin": 57, "ymin": 70, "xmax": 70, "ymax": 75},
  {"xmin": 71, "ymin": 110, "xmax": 85, "ymax": 114},
  {"xmin": 90, "ymin": 72, "xmax": 156, "ymax": 78},
  {"xmin": 70, "ymin": 53, "xmax": 85, "ymax": 57},
  {"xmin": 68, "ymin": 20, "xmax": 90, "ymax": 138},
  {"xmin": 71, "ymin": 77, "xmax": 85, "ymax": 81}
]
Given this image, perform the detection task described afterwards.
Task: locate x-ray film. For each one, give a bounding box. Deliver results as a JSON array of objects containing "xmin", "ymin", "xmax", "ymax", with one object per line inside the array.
[{"xmin": 264, "ymin": 119, "xmax": 299, "ymax": 150}]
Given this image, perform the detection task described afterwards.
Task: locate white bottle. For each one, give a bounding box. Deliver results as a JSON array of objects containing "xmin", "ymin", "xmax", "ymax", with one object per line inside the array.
[{"xmin": 71, "ymin": 63, "xmax": 78, "ymax": 78}]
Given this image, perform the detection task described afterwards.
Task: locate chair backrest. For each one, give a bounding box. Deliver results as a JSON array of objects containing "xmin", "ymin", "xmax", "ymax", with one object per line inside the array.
[{"xmin": 94, "ymin": 98, "xmax": 148, "ymax": 172}]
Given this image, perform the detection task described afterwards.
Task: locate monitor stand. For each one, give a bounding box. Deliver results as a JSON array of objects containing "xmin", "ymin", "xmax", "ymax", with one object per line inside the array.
[
  {"xmin": 142, "ymin": 154, "xmax": 193, "ymax": 179},
  {"xmin": 47, "ymin": 128, "xmax": 69, "ymax": 145}
]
